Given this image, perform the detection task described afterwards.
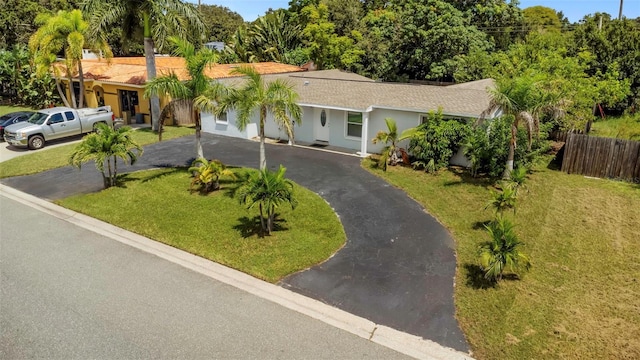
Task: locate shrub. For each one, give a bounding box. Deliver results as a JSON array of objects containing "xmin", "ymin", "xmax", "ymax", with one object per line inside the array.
[
  {"xmin": 408, "ymin": 110, "xmax": 471, "ymax": 173},
  {"xmin": 478, "ymin": 216, "xmax": 531, "ymax": 281}
]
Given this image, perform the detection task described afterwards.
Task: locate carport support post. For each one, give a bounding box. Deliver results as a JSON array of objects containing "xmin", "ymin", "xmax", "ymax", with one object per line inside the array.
[{"xmin": 359, "ymin": 111, "xmax": 370, "ymax": 157}]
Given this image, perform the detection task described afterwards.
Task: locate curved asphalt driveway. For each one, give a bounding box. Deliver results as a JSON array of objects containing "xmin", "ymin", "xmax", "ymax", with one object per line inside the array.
[{"xmin": 1, "ymin": 134, "xmax": 469, "ymax": 352}]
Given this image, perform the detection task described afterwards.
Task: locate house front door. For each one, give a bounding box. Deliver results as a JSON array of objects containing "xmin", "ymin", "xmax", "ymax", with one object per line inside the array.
[{"xmin": 314, "ymin": 108, "xmax": 330, "ymax": 142}]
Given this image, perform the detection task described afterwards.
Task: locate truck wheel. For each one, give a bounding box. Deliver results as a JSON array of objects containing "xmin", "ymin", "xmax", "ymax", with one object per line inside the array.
[{"xmin": 28, "ymin": 135, "xmax": 45, "ymax": 150}]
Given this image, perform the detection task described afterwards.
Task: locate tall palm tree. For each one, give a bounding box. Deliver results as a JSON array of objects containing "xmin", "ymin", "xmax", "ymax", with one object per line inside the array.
[
  {"xmin": 69, "ymin": 123, "xmax": 143, "ymax": 188},
  {"xmin": 215, "ymin": 66, "xmax": 302, "ymax": 170},
  {"xmin": 478, "ymin": 216, "xmax": 531, "ymax": 281},
  {"xmin": 82, "ymin": 0, "xmax": 204, "ymax": 131},
  {"xmin": 484, "ymin": 75, "xmax": 563, "ymax": 177},
  {"xmin": 236, "ymin": 165, "xmax": 298, "ymax": 236},
  {"xmin": 144, "ymin": 37, "xmax": 218, "ymax": 160},
  {"xmin": 30, "ymin": 10, "xmax": 112, "ymax": 108}
]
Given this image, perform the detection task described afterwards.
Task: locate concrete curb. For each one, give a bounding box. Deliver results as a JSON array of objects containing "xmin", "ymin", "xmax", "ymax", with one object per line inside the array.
[{"xmin": 0, "ymin": 184, "xmax": 473, "ymax": 360}]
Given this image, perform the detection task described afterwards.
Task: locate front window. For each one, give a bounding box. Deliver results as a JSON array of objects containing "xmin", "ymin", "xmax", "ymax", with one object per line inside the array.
[
  {"xmin": 346, "ymin": 112, "xmax": 362, "ymax": 138},
  {"xmin": 216, "ymin": 111, "xmax": 228, "ymax": 124}
]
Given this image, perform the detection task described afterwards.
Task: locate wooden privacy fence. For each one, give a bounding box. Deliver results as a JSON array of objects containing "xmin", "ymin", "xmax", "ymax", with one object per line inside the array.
[
  {"xmin": 550, "ymin": 129, "xmax": 584, "ymax": 142},
  {"xmin": 561, "ymin": 134, "xmax": 640, "ymax": 182}
]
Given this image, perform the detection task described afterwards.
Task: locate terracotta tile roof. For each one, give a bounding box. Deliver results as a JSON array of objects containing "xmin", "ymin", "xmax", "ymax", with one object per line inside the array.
[
  {"xmin": 70, "ymin": 57, "xmax": 305, "ymax": 85},
  {"xmin": 222, "ymin": 73, "xmax": 494, "ymax": 118}
]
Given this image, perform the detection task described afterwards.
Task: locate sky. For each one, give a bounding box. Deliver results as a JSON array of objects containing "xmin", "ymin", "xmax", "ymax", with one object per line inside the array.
[{"xmin": 203, "ymin": 0, "xmax": 640, "ymax": 23}]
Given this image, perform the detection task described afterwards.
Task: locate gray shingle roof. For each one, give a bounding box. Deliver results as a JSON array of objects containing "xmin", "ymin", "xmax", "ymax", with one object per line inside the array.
[{"xmin": 221, "ymin": 71, "xmax": 494, "ymax": 118}]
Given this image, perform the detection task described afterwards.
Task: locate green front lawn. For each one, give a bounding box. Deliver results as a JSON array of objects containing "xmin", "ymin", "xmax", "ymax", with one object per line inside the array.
[
  {"xmin": 365, "ymin": 158, "xmax": 640, "ymax": 359},
  {"xmin": 0, "ymin": 126, "xmax": 193, "ymax": 178},
  {"xmin": 57, "ymin": 167, "xmax": 346, "ymax": 283}
]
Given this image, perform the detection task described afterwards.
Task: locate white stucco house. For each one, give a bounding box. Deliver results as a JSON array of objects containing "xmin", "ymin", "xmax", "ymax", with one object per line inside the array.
[{"xmin": 201, "ymin": 69, "xmax": 498, "ymax": 163}]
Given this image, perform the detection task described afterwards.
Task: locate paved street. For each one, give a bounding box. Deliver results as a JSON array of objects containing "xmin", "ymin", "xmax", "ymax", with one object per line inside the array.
[{"xmin": 0, "ymin": 194, "xmax": 410, "ymax": 359}]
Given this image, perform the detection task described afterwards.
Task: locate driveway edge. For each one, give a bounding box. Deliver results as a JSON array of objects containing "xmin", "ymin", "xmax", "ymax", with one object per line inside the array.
[{"xmin": 0, "ymin": 184, "xmax": 473, "ymax": 360}]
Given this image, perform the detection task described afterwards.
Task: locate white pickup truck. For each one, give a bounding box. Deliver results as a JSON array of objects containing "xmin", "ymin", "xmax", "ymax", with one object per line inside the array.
[{"xmin": 3, "ymin": 106, "xmax": 114, "ymax": 150}]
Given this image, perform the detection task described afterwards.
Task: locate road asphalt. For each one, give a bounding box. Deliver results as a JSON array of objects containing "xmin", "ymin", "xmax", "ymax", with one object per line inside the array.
[
  {"xmin": 0, "ymin": 133, "xmax": 470, "ymax": 353},
  {"xmin": 0, "ymin": 193, "xmax": 415, "ymax": 359}
]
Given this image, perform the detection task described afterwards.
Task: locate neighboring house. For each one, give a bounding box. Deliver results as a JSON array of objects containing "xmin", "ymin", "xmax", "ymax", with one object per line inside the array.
[
  {"xmin": 203, "ymin": 70, "xmax": 498, "ymax": 162},
  {"xmin": 58, "ymin": 57, "xmax": 305, "ymax": 125}
]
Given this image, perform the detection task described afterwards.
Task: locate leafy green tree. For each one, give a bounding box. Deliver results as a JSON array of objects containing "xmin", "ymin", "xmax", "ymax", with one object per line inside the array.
[
  {"xmin": 522, "ymin": 5, "xmax": 562, "ymax": 33},
  {"xmin": 322, "ymin": 0, "xmax": 363, "ymax": 37},
  {"xmin": 69, "ymin": 124, "xmax": 143, "ymax": 189},
  {"xmin": 188, "ymin": 158, "xmax": 235, "ymax": 193},
  {"xmin": 301, "ymin": 3, "xmax": 364, "ymax": 70},
  {"xmin": 353, "ymin": 8, "xmax": 397, "ymax": 80},
  {"xmin": 215, "ymin": 66, "xmax": 302, "ymax": 170},
  {"xmin": 570, "ymin": 14, "xmax": 640, "ymax": 109},
  {"xmin": 30, "ymin": 10, "xmax": 112, "ymax": 108},
  {"xmin": 83, "ymin": 0, "xmax": 204, "ymax": 131},
  {"xmin": 450, "ymin": 0, "xmax": 523, "ymax": 50},
  {"xmin": 144, "ymin": 37, "xmax": 219, "ymax": 160},
  {"xmin": 394, "ymin": 0, "xmax": 492, "ymax": 81},
  {"xmin": 478, "ymin": 216, "xmax": 531, "ymax": 281},
  {"xmin": 0, "ymin": 45, "xmax": 58, "ymax": 107},
  {"xmin": 237, "ymin": 165, "xmax": 298, "ymax": 236},
  {"xmin": 0, "ymin": 0, "xmax": 79, "ymax": 48},
  {"xmin": 199, "ymin": 4, "xmax": 245, "ymax": 43}
]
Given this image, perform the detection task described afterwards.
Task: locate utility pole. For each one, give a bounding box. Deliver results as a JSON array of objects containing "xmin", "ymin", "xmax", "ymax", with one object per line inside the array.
[{"xmin": 619, "ymin": 0, "xmax": 623, "ymax": 20}]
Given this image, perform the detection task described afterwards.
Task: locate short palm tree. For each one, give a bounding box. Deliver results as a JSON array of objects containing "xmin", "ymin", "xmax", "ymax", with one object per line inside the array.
[
  {"xmin": 214, "ymin": 66, "xmax": 302, "ymax": 170},
  {"xmin": 30, "ymin": 10, "xmax": 112, "ymax": 108},
  {"xmin": 144, "ymin": 37, "xmax": 219, "ymax": 160},
  {"xmin": 236, "ymin": 165, "xmax": 298, "ymax": 236},
  {"xmin": 69, "ymin": 124, "xmax": 143, "ymax": 189},
  {"xmin": 188, "ymin": 158, "xmax": 235, "ymax": 193},
  {"xmin": 372, "ymin": 117, "xmax": 416, "ymax": 170},
  {"xmin": 479, "ymin": 216, "xmax": 531, "ymax": 281},
  {"xmin": 484, "ymin": 75, "xmax": 564, "ymax": 178},
  {"xmin": 485, "ymin": 185, "xmax": 517, "ymax": 215},
  {"xmin": 82, "ymin": 0, "xmax": 203, "ymax": 130},
  {"xmin": 508, "ymin": 166, "xmax": 528, "ymax": 194}
]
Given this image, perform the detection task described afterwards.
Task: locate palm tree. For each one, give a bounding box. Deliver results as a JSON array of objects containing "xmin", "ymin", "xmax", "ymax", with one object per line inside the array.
[
  {"xmin": 82, "ymin": 0, "xmax": 203, "ymax": 131},
  {"xmin": 484, "ymin": 75, "xmax": 564, "ymax": 177},
  {"xmin": 188, "ymin": 158, "xmax": 235, "ymax": 193},
  {"xmin": 69, "ymin": 124, "xmax": 143, "ymax": 188},
  {"xmin": 236, "ymin": 165, "xmax": 298, "ymax": 236},
  {"xmin": 478, "ymin": 216, "xmax": 531, "ymax": 281},
  {"xmin": 144, "ymin": 37, "xmax": 218, "ymax": 159},
  {"xmin": 372, "ymin": 117, "xmax": 416, "ymax": 170},
  {"xmin": 30, "ymin": 10, "xmax": 112, "ymax": 108},
  {"xmin": 485, "ymin": 185, "xmax": 517, "ymax": 215},
  {"xmin": 215, "ymin": 66, "xmax": 302, "ymax": 170}
]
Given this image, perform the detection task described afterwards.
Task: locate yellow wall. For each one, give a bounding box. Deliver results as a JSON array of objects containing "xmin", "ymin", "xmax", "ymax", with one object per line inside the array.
[{"xmin": 62, "ymin": 79, "xmax": 172, "ymax": 125}]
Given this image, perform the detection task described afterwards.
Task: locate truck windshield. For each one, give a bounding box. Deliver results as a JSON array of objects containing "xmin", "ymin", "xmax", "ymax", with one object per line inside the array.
[{"xmin": 27, "ymin": 112, "xmax": 49, "ymax": 125}]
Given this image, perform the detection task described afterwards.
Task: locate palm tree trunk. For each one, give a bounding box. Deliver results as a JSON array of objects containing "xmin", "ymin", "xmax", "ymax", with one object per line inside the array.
[
  {"xmin": 77, "ymin": 61, "xmax": 85, "ymax": 108},
  {"xmin": 267, "ymin": 211, "xmax": 273, "ymax": 235},
  {"xmin": 143, "ymin": 12, "xmax": 161, "ymax": 132},
  {"xmin": 195, "ymin": 110, "xmax": 204, "ymax": 159},
  {"xmin": 259, "ymin": 106, "xmax": 267, "ymax": 170},
  {"xmin": 259, "ymin": 203, "xmax": 266, "ymax": 236},
  {"xmin": 113, "ymin": 154, "xmax": 118, "ymax": 187},
  {"xmin": 54, "ymin": 77, "xmax": 71, "ymax": 107},
  {"xmin": 67, "ymin": 72, "xmax": 77, "ymax": 109},
  {"xmin": 503, "ymin": 124, "xmax": 517, "ymax": 178}
]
